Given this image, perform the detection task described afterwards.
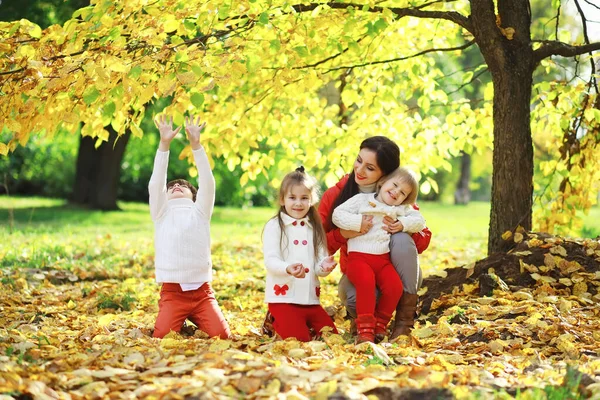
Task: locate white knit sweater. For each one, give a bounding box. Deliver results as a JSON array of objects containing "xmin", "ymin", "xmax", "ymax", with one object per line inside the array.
[
  {"xmin": 263, "ymin": 213, "xmax": 332, "ymax": 305},
  {"xmin": 332, "ymin": 193, "xmax": 426, "ymax": 255},
  {"xmin": 148, "ymin": 148, "xmax": 215, "ymax": 283}
]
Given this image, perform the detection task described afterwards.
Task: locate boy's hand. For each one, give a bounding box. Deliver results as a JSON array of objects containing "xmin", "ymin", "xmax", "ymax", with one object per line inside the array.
[
  {"xmin": 155, "ymin": 115, "xmax": 181, "ymax": 151},
  {"xmin": 286, "ymin": 263, "xmax": 306, "ymax": 278},
  {"xmin": 321, "ymin": 256, "xmax": 337, "ymax": 273},
  {"xmin": 185, "ymin": 115, "xmax": 207, "ymax": 150}
]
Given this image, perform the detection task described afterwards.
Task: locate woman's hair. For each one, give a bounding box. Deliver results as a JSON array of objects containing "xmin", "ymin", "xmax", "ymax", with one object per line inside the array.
[
  {"xmin": 167, "ymin": 179, "xmax": 197, "ymax": 201},
  {"xmin": 329, "ymin": 136, "xmax": 400, "ymax": 227},
  {"xmin": 375, "ymin": 167, "xmax": 419, "ymax": 205},
  {"xmin": 268, "ymin": 166, "xmax": 327, "ymax": 261}
]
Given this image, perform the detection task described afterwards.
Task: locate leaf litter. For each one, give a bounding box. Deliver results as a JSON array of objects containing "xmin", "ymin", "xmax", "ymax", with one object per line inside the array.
[{"xmin": 1, "ymin": 232, "xmax": 600, "ymax": 399}]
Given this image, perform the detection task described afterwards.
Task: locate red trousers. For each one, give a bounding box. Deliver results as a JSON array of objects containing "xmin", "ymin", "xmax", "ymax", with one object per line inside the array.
[
  {"xmin": 153, "ymin": 282, "xmax": 231, "ymax": 339},
  {"xmin": 268, "ymin": 303, "xmax": 338, "ymax": 342},
  {"xmin": 345, "ymin": 252, "xmax": 403, "ymax": 317}
]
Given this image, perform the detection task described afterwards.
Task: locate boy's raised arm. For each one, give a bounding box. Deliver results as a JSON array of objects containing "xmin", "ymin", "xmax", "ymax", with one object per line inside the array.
[
  {"xmin": 149, "ymin": 115, "xmax": 181, "ymax": 220},
  {"xmin": 185, "ymin": 116, "xmax": 215, "ymax": 217}
]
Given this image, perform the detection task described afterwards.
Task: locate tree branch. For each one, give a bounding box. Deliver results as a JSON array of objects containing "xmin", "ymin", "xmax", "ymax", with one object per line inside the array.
[
  {"xmin": 533, "ymin": 41, "xmax": 600, "ymax": 63},
  {"xmin": 291, "ymin": 1, "xmax": 472, "ymax": 33},
  {"xmin": 302, "ymin": 40, "xmax": 476, "ymax": 72}
]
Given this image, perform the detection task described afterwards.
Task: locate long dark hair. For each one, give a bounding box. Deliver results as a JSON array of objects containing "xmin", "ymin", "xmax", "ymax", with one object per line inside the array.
[
  {"xmin": 269, "ymin": 167, "xmax": 327, "ymax": 261},
  {"xmin": 329, "ymin": 136, "xmax": 400, "ymax": 227}
]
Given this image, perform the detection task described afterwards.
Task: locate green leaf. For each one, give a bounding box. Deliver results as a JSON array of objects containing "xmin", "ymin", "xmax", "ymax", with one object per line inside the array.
[
  {"xmin": 191, "ymin": 93, "xmax": 205, "ymax": 108},
  {"xmin": 83, "ymin": 87, "xmax": 100, "ymax": 105},
  {"xmin": 102, "ymin": 101, "xmax": 116, "ymax": 119},
  {"xmin": 259, "ymin": 12, "xmax": 269, "ymax": 25},
  {"xmin": 128, "ymin": 66, "xmax": 142, "ymax": 79},
  {"xmin": 270, "ymin": 40, "xmax": 281, "ymax": 52},
  {"xmin": 293, "ymin": 46, "xmax": 309, "ymax": 57}
]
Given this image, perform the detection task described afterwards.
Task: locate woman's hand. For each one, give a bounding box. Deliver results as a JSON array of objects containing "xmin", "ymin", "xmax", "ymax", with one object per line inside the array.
[
  {"xmin": 382, "ymin": 216, "xmax": 404, "ymax": 234},
  {"xmin": 155, "ymin": 115, "xmax": 181, "ymax": 151}
]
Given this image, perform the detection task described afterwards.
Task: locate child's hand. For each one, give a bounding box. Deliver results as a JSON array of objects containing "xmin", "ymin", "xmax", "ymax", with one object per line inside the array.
[
  {"xmin": 286, "ymin": 263, "xmax": 306, "ymax": 278},
  {"xmin": 321, "ymin": 256, "xmax": 337, "ymax": 273},
  {"xmin": 382, "ymin": 216, "xmax": 404, "ymax": 234},
  {"xmin": 360, "ymin": 215, "xmax": 374, "ymax": 233},
  {"xmin": 185, "ymin": 115, "xmax": 207, "ymax": 150},
  {"xmin": 155, "ymin": 115, "xmax": 181, "ymax": 151}
]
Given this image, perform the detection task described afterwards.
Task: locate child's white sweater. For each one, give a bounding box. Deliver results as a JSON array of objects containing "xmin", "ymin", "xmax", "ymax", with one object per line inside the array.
[
  {"xmin": 332, "ymin": 193, "xmax": 426, "ymax": 255},
  {"xmin": 148, "ymin": 148, "xmax": 215, "ymax": 284}
]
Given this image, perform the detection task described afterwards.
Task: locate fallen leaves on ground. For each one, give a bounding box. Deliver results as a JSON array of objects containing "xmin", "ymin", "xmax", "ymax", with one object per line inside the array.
[{"xmin": 1, "ymin": 233, "xmax": 600, "ymax": 399}]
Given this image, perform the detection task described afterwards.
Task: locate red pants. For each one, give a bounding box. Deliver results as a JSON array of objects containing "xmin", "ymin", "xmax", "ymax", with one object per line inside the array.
[
  {"xmin": 153, "ymin": 282, "xmax": 231, "ymax": 339},
  {"xmin": 345, "ymin": 252, "xmax": 403, "ymax": 317},
  {"xmin": 268, "ymin": 303, "xmax": 338, "ymax": 342}
]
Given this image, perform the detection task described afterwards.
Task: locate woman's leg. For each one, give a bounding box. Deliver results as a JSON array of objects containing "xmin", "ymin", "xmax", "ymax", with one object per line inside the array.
[
  {"xmin": 338, "ymin": 274, "xmax": 357, "ymax": 318},
  {"xmin": 389, "ymin": 232, "xmax": 422, "ymax": 294}
]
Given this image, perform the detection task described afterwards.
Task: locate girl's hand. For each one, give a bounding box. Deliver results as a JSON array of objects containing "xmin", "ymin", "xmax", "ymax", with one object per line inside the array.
[
  {"xmin": 185, "ymin": 115, "xmax": 207, "ymax": 150},
  {"xmin": 286, "ymin": 263, "xmax": 306, "ymax": 278},
  {"xmin": 359, "ymin": 215, "xmax": 374, "ymax": 234},
  {"xmin": 321, "ymin": 256, "xmax": 337, "ymax": 273},
  {"xmin": 382, "ymin": 216, "xmax": 404, "ymax": 234},
  {"xmin": 155, "ymin": 115, "xmax": 182, "ymax": 151}
]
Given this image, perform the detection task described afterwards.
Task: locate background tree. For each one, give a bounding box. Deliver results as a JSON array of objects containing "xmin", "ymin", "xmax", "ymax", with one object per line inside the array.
[{"xmin": 2, "ymin": 0, "xmax": 600, "ymax": 253}]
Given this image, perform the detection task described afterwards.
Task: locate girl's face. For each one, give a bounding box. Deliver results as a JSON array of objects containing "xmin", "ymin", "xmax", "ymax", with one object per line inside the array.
[
  {"xmin": 378, "ymin": 177, "xmax": 412, "ymax": 206},
  {"xmin": 353, "ymin": 149, "xmax": 383, "ymax": 187},
  {"xmin": 167, "ymin": 183, "xmax": 193, "ymax": 200},
  {"xmin": 280, "ymin": 184, "xmax": 312, "ymax": 219}
]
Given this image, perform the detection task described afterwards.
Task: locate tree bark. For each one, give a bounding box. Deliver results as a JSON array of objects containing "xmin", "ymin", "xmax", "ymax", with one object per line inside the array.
[
  {"xmin": 454, "ymin": 151, "xmax": 471, "ymax": 205},
  {"xmin": 470, "ymin": 0, "xmax": 535, "ymax": 254},
  {"xmin": 71, "ymin": 127, "xmax": 130, "ymax": 210}
]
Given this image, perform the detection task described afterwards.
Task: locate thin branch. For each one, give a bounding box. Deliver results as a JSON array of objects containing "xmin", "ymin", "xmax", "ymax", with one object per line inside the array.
[
  {"xmin": 445, "ymin": 67, "xmax": 489, "ymax": 96},
  {"xmin": 555, "ymin": 1, "xmax": 561, "ymax": 40},
  {"xmin": 574, "ymin": 0, "xmax": 598, "ymax": 94},
  {"xmin": 291, "ymin": 1, "xmax": 472, "ymax": 33},
  {"xmin": 306, "ymin": 40, "xmax": 475, "ymax": 72},
  {"xmin": 583, "ymin": 0, "xmax": 600, "ymax": 11},
  {"xmin": 533, "ymin": 41, "xmax": 600, "ymax": 63}
]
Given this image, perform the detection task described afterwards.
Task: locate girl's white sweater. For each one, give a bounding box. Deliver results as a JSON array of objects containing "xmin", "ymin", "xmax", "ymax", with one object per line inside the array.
[{"xmin": 148, "ymin": 148, "xmax": 215, "ymax": 283}]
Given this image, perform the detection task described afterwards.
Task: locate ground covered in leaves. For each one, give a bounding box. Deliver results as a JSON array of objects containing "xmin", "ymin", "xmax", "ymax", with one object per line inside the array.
[{"xmin": 2, "ymin": 229, "xmax": 600, "ymax": 399}]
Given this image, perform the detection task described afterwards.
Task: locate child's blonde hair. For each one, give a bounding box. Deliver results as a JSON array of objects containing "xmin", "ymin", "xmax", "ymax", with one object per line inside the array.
[
  {"xmin": 376, "ymin": 167, "xmax": 419, "ymax": 205},
  {"xmin": 271, "ymin": 166, "xmax": 326, "ymax": 261}
]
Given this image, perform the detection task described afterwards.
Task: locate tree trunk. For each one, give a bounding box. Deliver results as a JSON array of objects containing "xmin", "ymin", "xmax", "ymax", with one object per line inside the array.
[
  {"xmin": 454, "ymin": 151, "xmax": 471, "ymax": 205},
  {"xmin": 487, "ymin": 65, "xmax": 534, "ymax": 254},
  {"xmin": 71, "ymin": 127, "xmax": 130, "ymax": 210}
]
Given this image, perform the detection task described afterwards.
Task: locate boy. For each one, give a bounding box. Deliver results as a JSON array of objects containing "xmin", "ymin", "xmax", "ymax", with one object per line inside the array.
[{"xmin": 149, "ymin": 114, "xmax": 230, "ymax": 339}]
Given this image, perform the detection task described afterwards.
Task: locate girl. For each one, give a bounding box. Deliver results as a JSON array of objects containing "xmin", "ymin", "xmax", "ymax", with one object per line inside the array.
[
  {"xmin": 262, "ymin": 166, "xmax": 338, "ymax": 342},
  {"xmin": 319, "ymin": 136, "xmax": 432, "ymax": 340},
  {"xmin": 332, "ymin": 167, "xmax": 425, "ymax": 343}
]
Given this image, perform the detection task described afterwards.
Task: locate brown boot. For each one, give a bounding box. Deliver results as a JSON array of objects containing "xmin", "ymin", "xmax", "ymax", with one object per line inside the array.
[
  {"xmin": 389, "ymin": 293, "xmax": 419, "ymax": 341},
  {"xmin": 374, "ymin": 312, "xmax": 393, "ymax": 344},
  {"xmin": 355, "ymin": 314, "xmax": 376, "ymax": 344}
]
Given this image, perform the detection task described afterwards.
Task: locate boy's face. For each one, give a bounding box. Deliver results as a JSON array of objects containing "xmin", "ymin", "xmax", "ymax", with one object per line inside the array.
[
  {"xmin": 378, "ymin": 177, "xmax": 412, "ymax": 206},
  {"xmin": 167, "ymin": 183, "xmax": 194, "ymax": 200}
]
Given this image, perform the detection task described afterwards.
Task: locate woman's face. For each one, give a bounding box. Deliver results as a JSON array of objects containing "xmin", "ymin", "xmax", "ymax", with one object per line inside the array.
[{"xmin": 353, "ymin": 148, "xmax": 383, "ymax": 187}]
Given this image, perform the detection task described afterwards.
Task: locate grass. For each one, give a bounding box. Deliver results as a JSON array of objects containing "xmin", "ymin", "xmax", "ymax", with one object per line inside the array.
[{"xmin": 1, "ymin": 195, "xmax": 599, "ymax": 277}]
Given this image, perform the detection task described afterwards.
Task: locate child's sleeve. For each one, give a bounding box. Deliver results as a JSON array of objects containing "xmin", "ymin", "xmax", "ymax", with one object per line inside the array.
[
  {"xmin": 332, "ymin": 195, "xmax": 364, "ymax": 232},
  {"xmin": 148, "ymin": 150, "xmax": 169, "ymax": 221},
  {"xmin": 193, "ymin": 146, "xmax": 216, "ymax": 218},
  {"xmin": 263, "ymin": 219, "xmax": 290, "ymax": 277},
  {"xmin": 398, "ymin": 206, "xmax": 426, "ymax": 233}
]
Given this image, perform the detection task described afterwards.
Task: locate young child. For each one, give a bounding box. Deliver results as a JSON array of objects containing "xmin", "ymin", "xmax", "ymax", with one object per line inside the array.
[
  {"xmin": 332, "ymin": 167, "xmax": 425, "ymax": 343},
  {"xmin": 262, "ymin": 166, "xmax": 338, "ymax": 342},
  {"xmin": 149, "ymin": 114, "xmax": 230, "ymax": 339}
]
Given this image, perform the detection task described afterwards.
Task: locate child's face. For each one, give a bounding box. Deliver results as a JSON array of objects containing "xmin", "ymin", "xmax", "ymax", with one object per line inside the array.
[
  {"xmin": 280, "ymin": 184, "xmax": 312, "ymax": 219},
  {"xmin": 378, "ymin": 177, "xmax": 412, "ymax": 206},
  {"xmin": 353, "ymin": 149, "xmax": 383, "ymax": 186},
  {"xmin": 167, "ymin": 183, "xmax": 194, "ymax": 200}
]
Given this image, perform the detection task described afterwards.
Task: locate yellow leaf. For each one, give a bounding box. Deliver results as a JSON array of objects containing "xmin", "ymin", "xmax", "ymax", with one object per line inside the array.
[
  {"xmin": 315, "ymin": 380, "xmax": 337, "ymax": 400},
  {"xmin": 501, "ymin": 231, "xmax": 512, "ymax": 240},
  {"xmin": 98, "ymin": 314, "xmax": 117, "ymax": 327},
  {"xmin": 0, "ymin": 143, "xmax": 8, "ymax": 156}
]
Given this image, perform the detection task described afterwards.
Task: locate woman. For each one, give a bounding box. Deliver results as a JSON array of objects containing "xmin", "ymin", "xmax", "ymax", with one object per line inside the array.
[{"xmin": 318, "ymin": 136, "xmax": 431, "ymax": 340}]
